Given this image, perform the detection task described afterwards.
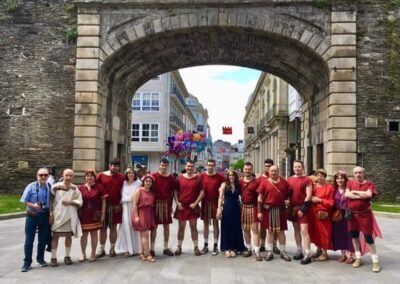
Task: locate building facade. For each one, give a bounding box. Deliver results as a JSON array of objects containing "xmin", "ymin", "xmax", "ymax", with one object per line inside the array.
[
  {"xmin": 244, "ymin": 73, "xmax": 301, "ymax": 177},
  {"xmin": 131, "ymin": 71, "xmax": 196, "ymax": 173},
  {"xmin": 186, "ymin": 94, "xmax": 212, "ymax": 169}
]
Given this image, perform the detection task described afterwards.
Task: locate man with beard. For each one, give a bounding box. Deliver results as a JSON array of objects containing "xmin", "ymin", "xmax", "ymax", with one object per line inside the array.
[
  {"xmin": 96, "ymin": 159, "xmax": 125, "ymax": 258},
  {"xmin": 150, "ymin": 158, "xmax": 177, "ymax": 256},
  {"xmin": 240, "ymin": 162, "xmax": 262, "ymax": 261},
  {"xmin": 174, "ymin": 160, "xmax": 204, "ymax": 256},
  {"xmin": 199, "ymin": 159, "xmax": 225, "ymax": 255}
]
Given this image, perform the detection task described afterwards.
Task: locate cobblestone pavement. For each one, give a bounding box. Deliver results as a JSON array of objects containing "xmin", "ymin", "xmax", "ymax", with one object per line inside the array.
[{"xmin": 1, "ymin": 216, "xmax": 399, "ymax": 284}]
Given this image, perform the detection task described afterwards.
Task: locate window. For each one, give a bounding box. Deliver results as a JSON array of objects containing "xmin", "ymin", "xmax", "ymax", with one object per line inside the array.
[
  {"xmin": 131, "ymin": 123, "xmax": 159, "ymax": 142},
  {"xmin": 132, "ymin": 124, "xmax": 140, "ymax": 141},
  {"xmin": 388, "ymin": 120, "xmax": 400, "ymax": 132},
  {"xmin": 131, "ymin": 92, "xmax": 160, "ymax": 111},
  {"xmin": 132, "ymin": 93, "xmax": 140, "ymax": 111}
]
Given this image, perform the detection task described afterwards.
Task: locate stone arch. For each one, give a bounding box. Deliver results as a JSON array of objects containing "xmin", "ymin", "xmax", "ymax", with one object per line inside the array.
[{"xmin": 74, "ymin": 4, "xmax": 357, "ymax": 178}]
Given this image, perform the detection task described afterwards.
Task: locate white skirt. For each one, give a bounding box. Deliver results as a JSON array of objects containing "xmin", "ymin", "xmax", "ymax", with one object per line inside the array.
[{"xmin": 118, "ymin": 202, "xmax": 140, "ymax": 254}]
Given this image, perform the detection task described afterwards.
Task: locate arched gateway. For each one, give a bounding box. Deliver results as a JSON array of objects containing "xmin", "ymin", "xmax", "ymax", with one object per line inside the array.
[{"xmin": 73, "ymin": 0, "xmax": 357, "ymax": 179}]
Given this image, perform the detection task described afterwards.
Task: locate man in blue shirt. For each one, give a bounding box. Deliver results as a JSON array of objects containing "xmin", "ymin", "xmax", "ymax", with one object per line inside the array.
[{"xmin": 20, "ymin": 168, "xmax": 51, "ymax": 272}]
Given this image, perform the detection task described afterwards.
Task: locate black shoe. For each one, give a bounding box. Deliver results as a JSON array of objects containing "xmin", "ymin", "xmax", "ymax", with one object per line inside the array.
[
  {"xmin": 201, "ymin": 246, "xmax": 209, "ymax": 254},
  {"xmin": 293, "ymin": 251, "xmax": 304, "ymax": 261},
  {"xmin": 265, "ymin": 251, "xmax": 274, "ymax": 261},
  {"xmin": 21, "ymin": 265, "xmax": 31, "ymax": 272},
  {"xmin": 260, "ymin": 245, "xmax": 266, "ymax": 252},
  {"xmin": 300, "ymin": 255, "xmax": 312, "ymax": 265},
  {"xmin": 37, "ymin": 260, "xmax": 48, "ymax": 267},
  {"xmin": 243, "ymin": 250, "xmax": 252, "ymax": 257},
  {"xmin": 212, "ymin": 246, "xmax": 219, "ymax": 256},
  {"xmin": 150, "ymin": 250, "xmax": 155, "ymax": 257},
  {"xmin": 273, "ymin": 246, "xmax": 281, "ymax": 255},
  {"xmin": 45, "ymin": 246, "xmax": 51, "ymax": 252}
]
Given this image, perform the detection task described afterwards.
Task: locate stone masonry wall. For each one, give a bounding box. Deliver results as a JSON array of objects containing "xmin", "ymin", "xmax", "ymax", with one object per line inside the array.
[
  {"xmin": 355, "ymin": 2, "xmax": 400, "ymax": 200},
  {"xmin": 0, "ymin": 0, "xmax": 76, "ymax": 193}
]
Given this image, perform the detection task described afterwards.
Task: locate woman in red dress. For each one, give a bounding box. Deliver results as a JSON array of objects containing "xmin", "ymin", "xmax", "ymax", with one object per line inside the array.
[
  {"xmin": 78, "ymin": 169, "xmax": 107, "ymax": 262},
  {"xmin": 132, "ymin": 174, "xmax": 157, "ymax": 263},
  {"xmin": 309, "ymin": 169, "xmax": 334, "ymax": 261}
]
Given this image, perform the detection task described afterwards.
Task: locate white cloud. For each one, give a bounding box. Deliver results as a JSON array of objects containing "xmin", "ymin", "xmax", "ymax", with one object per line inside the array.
[{"xmin": 180, "ymin": 65, "xmax": 260, "ymax": 144}]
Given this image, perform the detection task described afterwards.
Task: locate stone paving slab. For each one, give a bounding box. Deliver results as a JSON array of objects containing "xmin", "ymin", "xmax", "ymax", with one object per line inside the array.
[{"xmin": 0, "ymin": 217, "xmax": 399, "ymax": 284}]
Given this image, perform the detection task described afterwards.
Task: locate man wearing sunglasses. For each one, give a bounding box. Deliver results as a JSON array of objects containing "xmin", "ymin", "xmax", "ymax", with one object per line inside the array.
[{"xmin": 20, "ymin": 168, "xmax": 52, "ymax": 272}]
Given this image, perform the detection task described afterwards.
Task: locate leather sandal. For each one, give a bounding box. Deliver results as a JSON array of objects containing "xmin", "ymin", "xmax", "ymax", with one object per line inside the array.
[
  {"xmin": 79, "ymin": 255, "xmax": 87, "ymax": 262},
  {"xmin": 139, "ymin": 253, "xmax": 146, "ymax": 261},
  {"xmin": 230, "ymin": 251, "xmax": 236, "ymax": 258},
  {"xmin": 145, "ymin": 255, "xmax": 156, "ymax": 263},
  {"xmin": 225, "ymin": 251, "xmax": 231, "ymax": 258},
  {"xmin": 315, "ymin": 252, "xmax": 328, "ymax": 261},
  {"xmin": 337, "ymin": 255, "xmax": 347, "ymax": 263},
  {"xmin": 175, "ymin": 246, "xmax": 182, "ymax": 256}
]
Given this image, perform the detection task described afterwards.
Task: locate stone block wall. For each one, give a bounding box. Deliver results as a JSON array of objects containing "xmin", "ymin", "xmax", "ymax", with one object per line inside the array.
[
  {"xmin": 0, "ymin": 0, "xmax": 76, "ymax": 193},
  {"xmin": 355, "ymin": 2, "xmax": 400, "ymax": 199}
]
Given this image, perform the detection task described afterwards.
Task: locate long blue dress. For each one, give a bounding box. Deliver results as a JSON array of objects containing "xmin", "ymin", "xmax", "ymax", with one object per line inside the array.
[{"xmin": 220, "ymin": 184, "xmax": 246, "ymax": 252}]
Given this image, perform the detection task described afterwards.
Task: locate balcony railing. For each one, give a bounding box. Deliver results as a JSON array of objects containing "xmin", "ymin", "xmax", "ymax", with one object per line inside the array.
[{"xmin": 169, "ymin": 114, "xmax": 186, "ymax": 131}]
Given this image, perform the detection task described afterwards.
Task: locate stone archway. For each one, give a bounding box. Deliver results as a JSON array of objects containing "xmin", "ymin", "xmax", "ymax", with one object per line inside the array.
[{"xmin": 73, "ymin": 1, "xmax": 357, "ymax": 178}]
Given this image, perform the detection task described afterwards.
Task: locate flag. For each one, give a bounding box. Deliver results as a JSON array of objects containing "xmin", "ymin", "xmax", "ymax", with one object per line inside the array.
[{"xmin": 222, "ymin": 126, "xmax": 232, "ymax": 135}]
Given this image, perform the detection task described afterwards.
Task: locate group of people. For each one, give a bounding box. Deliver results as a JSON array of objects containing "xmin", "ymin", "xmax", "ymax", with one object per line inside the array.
[{"xmin": 20, "ymin": 158, "xmax": 382, "ymax": 273}]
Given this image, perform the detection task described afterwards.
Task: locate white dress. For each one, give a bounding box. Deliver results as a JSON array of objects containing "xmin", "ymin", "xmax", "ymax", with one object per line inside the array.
[{"xmin": 118, "ymin": 180, "xmax": 141, "ymax": 254}]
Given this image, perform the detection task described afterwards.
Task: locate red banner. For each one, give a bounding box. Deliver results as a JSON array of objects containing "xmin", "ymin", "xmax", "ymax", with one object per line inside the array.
[{"xmin": 222, "ymin": 126, "xmax": 232, "ymax": 135}]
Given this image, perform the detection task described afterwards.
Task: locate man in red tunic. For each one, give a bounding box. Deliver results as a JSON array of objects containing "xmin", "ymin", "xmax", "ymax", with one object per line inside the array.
[
  {"xmin": 96, "ymin": 159, "xmax": 125, "ymax": 258},
  {"xmin": 258, "ymin": 159, "xmax": 280, "ymax": 254},
  {"xmin": 199, "ymin": 159, "xmax": 225, "ymax": 255},
  {"xmin": 174, "ymin": 160, "xmax": 204, "ymax": 256},
  {"xmin": 287, "ymin": 160, "xmax": 313, "ymax": 265},
  {"xmin": 258, "ymin": 165, "xmax": 291, "ymax": 262},
  {"xmin": 150, "ymin": 158, "xmax": 176, "ymax": 257},
  {"xmin": 240, "ymin": 162, "xmax": 262, "ymax": 261},
  {"xmin": 345, "ymin": 166, "xmax": 380, "ymax": 273}
]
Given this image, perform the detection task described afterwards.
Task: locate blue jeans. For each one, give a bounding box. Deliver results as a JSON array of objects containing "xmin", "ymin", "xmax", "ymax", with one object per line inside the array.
[{"xmin": 23, "ymin": 211, "xmax": 50, "ymax": 266}]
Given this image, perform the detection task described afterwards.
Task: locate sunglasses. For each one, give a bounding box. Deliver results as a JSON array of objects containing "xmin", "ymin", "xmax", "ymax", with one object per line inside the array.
[{"xmin": 38, "ymin": 174, "xmax": 49, "ymax": 177}]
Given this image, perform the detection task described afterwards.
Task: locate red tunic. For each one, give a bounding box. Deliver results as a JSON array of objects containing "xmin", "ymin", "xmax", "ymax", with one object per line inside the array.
[
  {"xmin": 239, "ymin": 177, "xmax": 259, "ymax": 224},
  {"xmin": 174, "ymin": 175, "xmax": 201, "ymax": 221},
  {"xmin": 287, "ymin": 175, "xmax": 313, "ymax": 224},
  {"xmin": 152, "ymin": 172, "xmax": 176, "ymax": 224},
  {"xmin": 96, "ymin": 172, "xmax": 125, "ymax": 224},
  {"xmin": 78, "ymin": 183, "xmax": 106, "ymax": 231},
  {"xmin": 309, "ymin": 183, "xmax": 335, "ymax": 249},
  {"xmin": 132, "ymin": 188, "xmax": 156, "ymax": 232},
  {"xmin": 200, "ymin": 173, "xmax": 225, "ymax": 220},
  {"xmin": 347, "ymin": 180, "xmax": 378, "ymax": 235},
  {"xmin": 258, "ymin": 178, "xmax": 290, "ymax": 231}
]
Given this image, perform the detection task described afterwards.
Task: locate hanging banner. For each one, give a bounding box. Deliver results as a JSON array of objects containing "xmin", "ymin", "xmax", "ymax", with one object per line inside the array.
[{"xmin": 222, "ymin": 126, "xmax": 232, "ymax": 135}]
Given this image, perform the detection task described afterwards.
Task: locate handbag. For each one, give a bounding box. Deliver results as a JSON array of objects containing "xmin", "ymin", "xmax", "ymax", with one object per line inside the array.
[
  {"xmin": 332, "ymin": 209, "xmax": 343, "ymax": 222},
  {"xmin": 344, "ymin": 208, "xmax": 353, "ymax": 220},
  {"xmin": 317, "ymin": 210, "xmax": 329, "ymax": 220}
]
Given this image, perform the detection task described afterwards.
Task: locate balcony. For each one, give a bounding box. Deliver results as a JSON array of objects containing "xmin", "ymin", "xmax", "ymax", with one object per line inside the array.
[{"xmin": 169, "ymin": 114, "xmax": 186, "ymax": 131}]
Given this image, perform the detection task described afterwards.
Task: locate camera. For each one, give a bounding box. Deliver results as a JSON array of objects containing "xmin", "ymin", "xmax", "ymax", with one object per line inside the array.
[{"xmin": 37, "ymin": 202, "xmax": 46, "ymax": 209}]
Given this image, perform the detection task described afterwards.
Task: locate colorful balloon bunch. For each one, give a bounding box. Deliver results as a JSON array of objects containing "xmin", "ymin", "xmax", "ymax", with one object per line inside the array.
[{"xmin": 164, "ymin": 131, "xmax": 211, "ymax": 158}]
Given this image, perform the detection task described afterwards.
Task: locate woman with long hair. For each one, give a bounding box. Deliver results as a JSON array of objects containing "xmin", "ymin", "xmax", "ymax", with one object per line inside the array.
[
  {"xmin": 118, "ymin": 168, "xmax": 141, "ymax": 257},
  {"xmin": 217, "ymin": 170, "xmax": 246, "ymax": 258},
  {"xmin": 78, "ymin": 169, "xmax": 107, "ymax": 262},
  {"xmin": 331, "ymin": 170, "xmax": 355, "ymax": 264},
  {"xmin": 132, "ymin": 174, "xmax": 157, "ymax": 262}
]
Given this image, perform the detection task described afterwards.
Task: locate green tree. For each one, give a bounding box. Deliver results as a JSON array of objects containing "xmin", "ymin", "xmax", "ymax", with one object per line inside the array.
[{"xmin": 232, "ymin": 159, "xmax": 244, "ymax": 170}]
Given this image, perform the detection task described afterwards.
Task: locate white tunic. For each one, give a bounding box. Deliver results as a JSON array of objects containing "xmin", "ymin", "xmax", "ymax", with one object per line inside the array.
[
  {"xmin": 51, "ymin": 182, "xmax": 83, "ymax": 238},
  {"xmin": 118, "ymin": 180, "xmax": 141, "ymax": 254}
]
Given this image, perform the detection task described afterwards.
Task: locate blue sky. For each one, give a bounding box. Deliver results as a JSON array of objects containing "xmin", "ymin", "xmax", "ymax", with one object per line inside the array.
[
  {"xmin": 212, "ymin": 67, "xmax": 262, "ymax": 84},
  {"xmin": 180, "ymin": 65, "xmax": 261, "ymax": 144}
]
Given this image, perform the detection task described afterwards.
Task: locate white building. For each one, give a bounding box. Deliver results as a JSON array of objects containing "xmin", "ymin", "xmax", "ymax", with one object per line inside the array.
[
  {"xmin": 186, "ymin": 94, "xmax": 212, "ymax": 169},
  {"xmin": 130, "ymin": 71, "xmax": 196, "ymax": 173}
]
